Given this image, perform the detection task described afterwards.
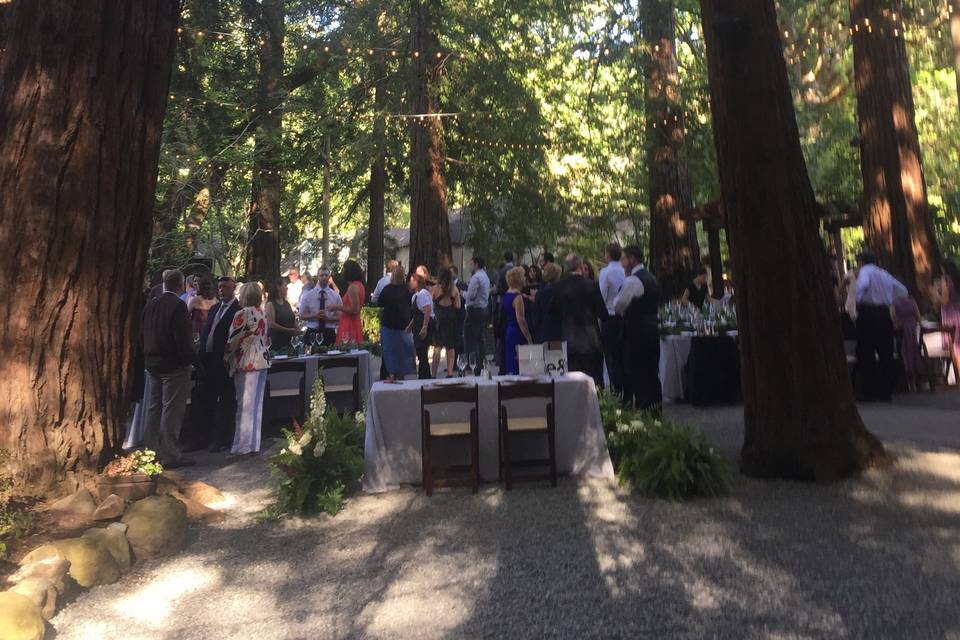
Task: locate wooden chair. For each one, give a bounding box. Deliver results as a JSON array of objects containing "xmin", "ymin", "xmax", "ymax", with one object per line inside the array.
[
  {"xmin": 921, "ymin": 325, "xmax": 957, "ymax": 390},
  {"xmin": 497, "ymin": 380, "xmax": 557, "ymax": 490},
  {"xmin": 264, "ymin": 360, "xmax": 307, "ymax": 433},
  {"xmin": 319, "ymin": 356, "xmax": 361, "ymax": 414},
  {"xmin": 420, "ymin": 384, "xmax": 480, "ymax": 496}
]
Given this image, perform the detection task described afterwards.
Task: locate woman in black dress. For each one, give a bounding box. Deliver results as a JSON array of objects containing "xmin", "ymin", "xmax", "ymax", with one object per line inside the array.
[
  {"xmin": 431, "ymin": 267, "xmax": 462, "ymax": 377},
  {"xmin": 266, "ymin": 278, "xmax": 299, "ymax": 350},
  {"xmin": 682, "ymin": 265, "xmax": 713, "ymax": 309}
]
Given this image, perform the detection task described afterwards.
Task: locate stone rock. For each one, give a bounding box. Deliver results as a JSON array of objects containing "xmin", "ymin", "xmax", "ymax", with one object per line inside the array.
[
  {"xmin": 92, "ymin": 494, "xmax": 126, "ymax": 521},
  {"xmin": 170, "ymin": 491, "xmax": 226, "ymax": 524},
  {"xmin": 53, "ymin": 537, "xmax": 120, "ymax": 588},
  {"xmin": 0, "ymin": 591, "xmax": 46, "ymax": 640},
  {"xmin": 8, "ymin": 577, "xmax": 59, "ymax": 620},
  {"xmin": 159, "ymin": 471, "xmax": 225, "ymax": 508},
  {"xmin": 121, "ymin": 495, "xmax": 187, "ymax": 559},
  {"xmin": 9, "ymin": 548, "xmax": 69, "ymax": 593},
  {"xmin": 82, "ymin": 523, "xmax": 131, "ymax": 572},
  {"xmin": 49, "ymin": 488, "xmax": 96, "ymax": 517}
]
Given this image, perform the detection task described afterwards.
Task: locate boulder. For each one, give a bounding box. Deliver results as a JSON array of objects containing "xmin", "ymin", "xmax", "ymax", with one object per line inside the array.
[
  {"xmin": 52, "ymin": 537, "xmax": 120, "ymax": 588},
  {"xmin": 92, "ymin": 494, "xmax": 126, "ymax": 521},
  {"xmin": 48, "ymin": 488, "xmax": 96, "ymax": 517},
  {"xmin": 170, "ymin": 491, "xmax": 226, "ymax": 524},
  {"xmin": 0, "ymin": 591, "xmax": 46, "ymax": 640},
  {"xmin": 159, "ymin": 471, "xmax": 225, "ymax": 508},
  {"xmin": 9, "ymin": 547, "xmax": 69, "ymax": 593},
  {"xmin": 121, "ymin": 495, "xmax": 187, "ymax": 559},
  {"xmin": 82, "ymin": 522, "xmax": 131, "ymax": 572},
  {"xmin": 8, "ymin": 577, "xmax": 59, "ymax": 620}
]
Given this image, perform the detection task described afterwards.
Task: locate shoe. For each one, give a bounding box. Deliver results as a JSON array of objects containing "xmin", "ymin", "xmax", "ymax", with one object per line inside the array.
[{"xmin": 163, "ymin": 456, "xmax": 196, "ymax": 469}]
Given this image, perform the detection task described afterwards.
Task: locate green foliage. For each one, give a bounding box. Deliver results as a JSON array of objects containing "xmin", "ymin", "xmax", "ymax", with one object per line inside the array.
[
  {"xmin": 103, "ymin": 449, "xmax": 164, "ymax": 478},
  {"xmin": 0, "ymin": 451, "xmax": 33, "ymax": 543},
  {"xmin": 361, "ymin": 306, "xmax": 381, "ymax": 344},
  {"xmin": 598, "ymin": 389, "xmax": 730, "ymax": 500},
  {"xmin": 259, "ymin": 378, "xmax": 365, "ymax": 520}
]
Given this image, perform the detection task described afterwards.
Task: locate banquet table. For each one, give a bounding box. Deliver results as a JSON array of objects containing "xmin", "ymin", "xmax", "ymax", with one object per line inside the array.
[
  {"xmin": 268, "ymin": 350, "xmax": 375, "ymax": 401},
  {"xmin": 362, "ymin": 372, "xmax": 615, "ymax": 493},
  {"xmin": 659, "ymin": 333, "xmax": 741, "ymax": 405}
]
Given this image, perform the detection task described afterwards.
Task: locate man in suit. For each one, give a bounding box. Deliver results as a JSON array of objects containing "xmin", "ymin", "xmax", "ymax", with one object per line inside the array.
[
  {"xmin": 141, "ymin": 269, "xmax": 196, "ymax": 468},
  {"xmin": 549, "ymin": 254, "xmax": 608, "ymax": 387},
  {"xmin": 614, "ymin": 245, "xmax": 662, "ymax": 413},
  {"xmin": 196, "ymin": 275, "xmax": 240, "ymax": 452}
]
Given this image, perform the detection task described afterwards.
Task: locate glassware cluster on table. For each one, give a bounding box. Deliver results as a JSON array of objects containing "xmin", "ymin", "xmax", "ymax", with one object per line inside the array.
[{"xmin": 659, "ymin": 301, "xmax": 738, "ymax": 337}]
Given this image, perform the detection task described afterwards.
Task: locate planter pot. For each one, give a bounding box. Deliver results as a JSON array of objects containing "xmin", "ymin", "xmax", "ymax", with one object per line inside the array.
[{"xmin": 96, "ymin": 473, "xmax": 157, "ymax": 502}]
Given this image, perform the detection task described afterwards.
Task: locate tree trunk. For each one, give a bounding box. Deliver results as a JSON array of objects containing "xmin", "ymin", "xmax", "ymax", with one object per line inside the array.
[
  {"xmin": 244, "ymin": 0, "xmax": 284, "ymax": 281},
  {"xmin": 706, "ymin": 222, "xmax": 725, "ymax": 298},
  {"xmin": 850, "ymin": 0, "xmax": 940, "ymax": 307},
  {"xmin": 322, "ymin": 134, "xmax": 332, "ymax": 268},
  {"xmin": 699, "ymin": 0, "xmax": 887, "ymax": 481},
  {"xmin": 408, "ymin": 0, "xmax": 451, "ymax": 273},
  {"xmin": 185, "ymin": 164, "xmax": 224, "ymax": 252},
  {"xmin": 643, "ymin": 0, "xmax": 701, "ymax": 301},
  {"xmin": 950, "ymin": 0, "xmax": 960, "ymax": 119},
  {"xmin": 368, "ymin": 56, "xmax": 388, "ymax": 292},
  {"xmin": 0, "ymin": 0, "xmax": 179, "ymax": 491}
]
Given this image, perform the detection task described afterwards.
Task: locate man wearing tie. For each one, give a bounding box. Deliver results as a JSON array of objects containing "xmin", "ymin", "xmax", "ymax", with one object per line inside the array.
[
  {"xmin": 196, "ymin": 276, "xmax": 241, "ymax": 452},
  {"xmin": 299, "ymin": 266, "xmax": 342, "ymax": 347}
]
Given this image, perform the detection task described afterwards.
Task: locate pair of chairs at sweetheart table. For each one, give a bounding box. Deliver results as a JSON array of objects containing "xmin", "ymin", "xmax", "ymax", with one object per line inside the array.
[
  {"xmin": 419, "ymin": 380, "xmax": 559, "ymax": 496},
  {"xmin": 263, "ymin": 357, "xmax": 361, "ymax": 431}
]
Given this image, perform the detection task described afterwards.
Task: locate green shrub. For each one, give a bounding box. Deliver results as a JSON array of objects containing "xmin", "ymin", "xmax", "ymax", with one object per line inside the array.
[
  {"xmin": 0, "ymin": 451, "xmax": 33, "ymax": 543},
  {"xmin": 598, "ymin": 389, "xmax": 731, "ymax": 500},
  {"xmin": 362, "ymin": 306, "xmax": 381, "ymax": 344},
  {"xmin": 258, "ymin": 379, "xmax": 365, "ymax": 520}
]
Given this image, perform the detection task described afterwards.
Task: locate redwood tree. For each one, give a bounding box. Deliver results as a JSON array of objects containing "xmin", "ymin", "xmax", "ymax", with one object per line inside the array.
[
  {"xmin": 0, "ymin": 0, "xmax": 179, "ymax": 489},
  {"xmin": 643, "ymin": 1, "xmax": 701, "ymax": 301},
  {"xmin": 368, "ymin": 59, "xmax": 389, "ymax": 291},
  {"xmin": 243, "ymin": 0, "xmax": 285, "ymax": 281},
  {"xmin": 850, "ymin": 0, "xmax": 940, "ymax": 305},
  {"xmin": 700, "ymin": 0, "xmax": 886, "ymax": 481},
  {"xmin": 408, "ymin": 0, "xmax": 452, "ymax": 272}
]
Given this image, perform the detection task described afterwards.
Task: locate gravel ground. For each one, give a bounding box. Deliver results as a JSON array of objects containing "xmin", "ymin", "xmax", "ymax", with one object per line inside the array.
[{"xmin": 51, "ymin": 393, "xmax": 960, "ymax": 640}]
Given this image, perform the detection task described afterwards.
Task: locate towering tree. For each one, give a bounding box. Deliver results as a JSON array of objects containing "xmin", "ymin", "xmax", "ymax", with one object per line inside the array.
[
  {"xmin": 850, "ymin": 0, "xmax": 940, "ymax": 305},
  {"xmin": 643, "ymin": 0, "xmax": 701, "ymax": 300},
  {"xmin": 368, "ymin": 57, "xmax": 389, "ymax": 291},
  {"xmin": 0, "ymin": 0, "xmax": 179, "ymax": 490},
  {"xmin": 699, "ymin": 0, "xmax": 886, "ymax": 480},
  {"xmin": 408, "ymin": 0, "xmax": 451, "ymax": 272},
  {"xmin": 243, "ymin": 0, "xmax": 285, "ymax": 281}
]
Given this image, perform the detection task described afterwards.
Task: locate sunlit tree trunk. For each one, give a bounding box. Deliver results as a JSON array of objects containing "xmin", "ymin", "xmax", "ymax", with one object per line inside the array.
[
  {"xmin": 850, "ymin": 0, "xmax": 940, "ymax": 306},
  {"xmin": 700, "ymin": 0, "xmax": 887, "ymax": 481},
  {"xmin": 244, "ymin": 0, "xmax": 284, "ymax": 281},
  {"xmin": 0, "ymin": 0, "xmax": 179, "ymax": 491},
  {"xmin": 408, "ymin": 0, "xmax": 451, "ymax": 272},
  {"xmin": 368, "ymin": 56, "xmax": 388, "ymax": 291},
  {"xmin": 322, "ymin": 133, "xmax": 332, "ymax": 267},
  {"xmin": 643, "ymin": 0, "xmax": 701, "ymax": 301}
]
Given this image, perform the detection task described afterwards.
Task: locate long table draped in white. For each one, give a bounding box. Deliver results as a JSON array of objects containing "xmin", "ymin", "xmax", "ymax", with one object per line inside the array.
[{"xmin": 362, "ymin": 372, "xmax": 615, "ymax": 493}]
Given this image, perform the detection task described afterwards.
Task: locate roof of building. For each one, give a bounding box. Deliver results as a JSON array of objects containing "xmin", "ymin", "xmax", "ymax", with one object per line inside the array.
[{"xmin": 388, "ymin": 208, "xmax": 467, "ymax": 248}]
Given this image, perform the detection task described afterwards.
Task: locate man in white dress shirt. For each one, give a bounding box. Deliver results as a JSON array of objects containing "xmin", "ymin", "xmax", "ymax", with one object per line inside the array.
[
  {"xmin": 371, "ymin": 259, "xmax": 399, "ymax": 305},
  {"xmin": 598, "ymin": 242, "xmax": 626, "ymax": 395},
  {"xmin": 284, "ymin": 266, "xmax": 303, "ymax": 311},
  {"xmin": 854, "ymin": 250, "xmax": 907, "ymax": 401},
  {"xmin": 299, "ymin": 267, "xmax": 342, "ymax": 346},
  {"xmin": 613, "ymin": 245, "xmax": 661, "ymax": 412},
  {"xmin": 463, "ymin": 256, "xmax": 491, "ymax": 374}
]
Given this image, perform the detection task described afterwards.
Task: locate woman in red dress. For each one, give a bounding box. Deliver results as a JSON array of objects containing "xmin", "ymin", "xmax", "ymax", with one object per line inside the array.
[{"xmin": 331, "ymin": 260, "xmax": 366, "ymax": 345}]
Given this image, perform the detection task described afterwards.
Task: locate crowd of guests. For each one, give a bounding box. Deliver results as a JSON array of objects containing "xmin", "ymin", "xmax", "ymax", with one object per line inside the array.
[
  {"xmin": 134, "ymin": 261, "xmax": 369, "ymax": 468},
  {"xmin": 837, "ymin": 251, "xmax": 960, "ymax": 400}
]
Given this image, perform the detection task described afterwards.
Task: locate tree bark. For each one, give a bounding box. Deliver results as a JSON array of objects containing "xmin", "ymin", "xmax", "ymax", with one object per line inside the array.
[
  {"xmin": 643, "ymin": 1, "xmax": 701, "ymax": 301},
  {"xmin": 185, "ymin": 164, "xmax": 224, "ymax": 252},
  {"xmin": 244, "ymin": 0, "xmax": 284, "ymax": 281},
  {"xmin": 0, "ymin": 0, "xmax": 179, "ymax": 490},
  {"xmin": 700, "ymin": 0, "xmax": 887, "ymax": 481},
  {"xmin": 850, "ymin": 0, "xmax": 940, "ymax": 307},
  {"xmin": 706, "ymin": 222, "xmax": 725, "ymax": 298},
  {"xmin": 368, "ymin": 55, "xmax": 388, "ymax": 292},
  {"xmin": 408, "ymin": 0, "xmax": 451, "ymax": 273}
]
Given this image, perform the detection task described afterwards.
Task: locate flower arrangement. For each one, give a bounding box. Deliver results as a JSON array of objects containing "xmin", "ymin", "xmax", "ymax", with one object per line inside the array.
[
  {"xmin": 103, "ymin": 449, "xmax": 164, "ymax": 477},
  {"xmin": 259, "ymin": 377, "xmax": 365, "ymax": 519},
  {"xmin": 598, "ymin": 388, "xmax": 730, "ymax": 500},
  {"xmin": 659, "ymin": 301, "xmax": 737, "ymax": 336}
]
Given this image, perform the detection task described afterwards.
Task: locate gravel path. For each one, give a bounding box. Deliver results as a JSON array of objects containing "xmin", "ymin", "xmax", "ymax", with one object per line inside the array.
[{"xmin": 52, "ymin": 393, "xmax": 960, "ymax": 639}]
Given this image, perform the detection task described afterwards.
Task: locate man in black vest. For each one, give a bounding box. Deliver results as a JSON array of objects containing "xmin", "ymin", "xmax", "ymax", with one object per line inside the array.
[
  {"xmin": 614, "ymin": 245, "xmax": 662, "ymax": 413},
  {"xmin": 195, "ymin": 276, "xmax": 241, "ymax": 452}
]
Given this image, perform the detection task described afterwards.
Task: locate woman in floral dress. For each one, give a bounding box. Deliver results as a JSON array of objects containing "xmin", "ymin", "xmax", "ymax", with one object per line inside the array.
[{"xmin": 225, "ymin": 282, "xmax": 270, "ymax": 456}]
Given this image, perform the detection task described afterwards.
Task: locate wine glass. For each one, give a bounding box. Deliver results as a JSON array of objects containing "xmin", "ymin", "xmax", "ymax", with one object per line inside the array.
[
  {"xmin": 485, "ymin": 353, "xmax": 496, "ymax": 377},
  {"xmin": 302, "ymin": 331, "xmax": 314, "ymax": 355},
  {"xmin": 456, "ymin": 353, "xmax": 468, "ymax": 378},
  {"xmin": 290, "ymin": 333, "xmax": 302, "ymax": 356},
  {"xmin": 468, "ymin": 352, "xmax": 478, "ymax": 375}
]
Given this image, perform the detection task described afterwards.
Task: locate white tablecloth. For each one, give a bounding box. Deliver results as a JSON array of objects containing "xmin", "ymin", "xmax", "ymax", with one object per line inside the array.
[
  {"xmin": 660, "ymin": 336, "xmax": 693, "ymax": 402},
  {"xmin": 362, "ymin": 372, "xmax": 615, "ymax": 493},
  {"xmin": 268, "ymin": 350, "xmax": 375, "ymax": 401}
]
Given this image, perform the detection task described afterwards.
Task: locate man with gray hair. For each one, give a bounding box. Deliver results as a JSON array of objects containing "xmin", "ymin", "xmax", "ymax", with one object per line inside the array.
[
  {"xmin": 140, "ymin": 269, "xmax": 196, "ymax": 468},
  {"xmin": 549, "ymin": 253, "xmax": 607, "ymax": 386}
]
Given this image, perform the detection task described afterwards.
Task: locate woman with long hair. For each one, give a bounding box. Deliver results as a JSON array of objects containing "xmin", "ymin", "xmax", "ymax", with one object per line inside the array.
[
  {"xmin": 431, "ymin": 266, "xmax": 462, "ymax": 377},
  {"xmin": 225, "ymin": 283, "xmax": 270, "ymax": 457},
  {"xmin": 187, "ymin": 276, "xmax": 217, "ymax": 338},
  {"xmin": 329, "ymin": 260, "xmax": 366, "ymax": 345},
  {"xmin": 265, "ymin": 277, "xmax": 299, "ymax": 350},
  {"xmin": 378, "ymin": 266, "xmax": 415, "ymax": 380}
]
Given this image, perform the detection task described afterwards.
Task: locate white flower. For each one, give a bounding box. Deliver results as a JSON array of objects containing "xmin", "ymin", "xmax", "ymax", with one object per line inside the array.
[
  {"xmin": 289, "ymin": 443, "xmax": 303, "ymax": 456},
  {"xmin": 298, "ymin": 431, "xmax": 313, "ymax": 447},
  {"xmin": 313, "ymin": 439, "xmax": 326, "ymax": 458}
]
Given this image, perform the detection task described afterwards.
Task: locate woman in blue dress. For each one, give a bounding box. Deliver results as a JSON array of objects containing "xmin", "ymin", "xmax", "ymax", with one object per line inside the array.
[{"xmin": 502, "ymin": 266, "xmax": 534, "ymax": 374}]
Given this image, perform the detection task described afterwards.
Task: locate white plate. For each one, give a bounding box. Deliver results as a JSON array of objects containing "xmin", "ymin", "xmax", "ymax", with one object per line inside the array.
[
  {"xmin": 272, "ymin": 355, "xmax": 289, "ymax": 360},
  {"xmin": 326, "ymin": 350, "xmax": 342, "ymax": 355}
]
